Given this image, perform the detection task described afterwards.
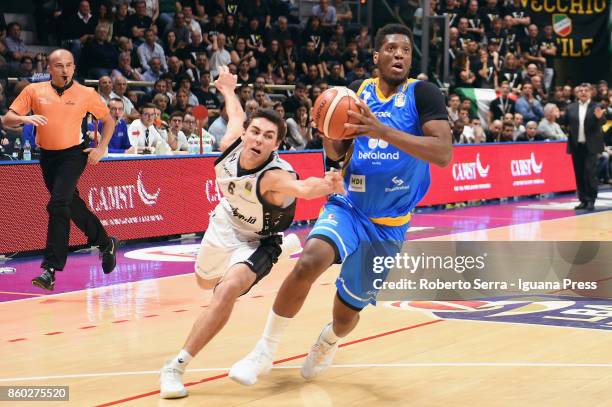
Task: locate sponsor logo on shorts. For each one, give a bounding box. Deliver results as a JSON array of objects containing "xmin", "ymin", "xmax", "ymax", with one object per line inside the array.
[{"xmin": 348, "ymin": 174, "xmax": 366, "ymax": 192}]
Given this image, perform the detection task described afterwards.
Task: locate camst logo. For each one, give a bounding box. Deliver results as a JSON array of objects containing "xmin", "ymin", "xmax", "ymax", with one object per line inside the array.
[
  {"xmin": 452, "ymin": 153, "xmax": 490, "ymax": 181},
  {"xmin": 511, "ymin": 152, "xmax": 543, "ymax": 177},
  {"xmin": 89, "ymin": 171, "xmax": 160, "ymax": 212}
]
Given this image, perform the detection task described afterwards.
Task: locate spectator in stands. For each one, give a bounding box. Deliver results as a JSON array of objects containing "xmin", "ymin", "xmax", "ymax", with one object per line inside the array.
[
  {"xmin": 540, "ymin": 25, "xmax": 556, "ymax": 90},
  {"xmin": 80, "ymin": 24, "xmax": 119, "ymax": 79},
  {"xmin": 302, "ymin": 16, "xmax": 327, "ymax": 55},
  {"xmin": 457, "ymin": 107, "xmax": 470, "ymax": 125},
  {"xmin": 230, "ymin": 38, "xmax": 256, "ymax": 69},
  {"xmin": 202, "ymin": 11, "xmax": 225, "ymax": 47},
  {"xmin": 595, "ymin": 80, "xmax": 609, "ymax": 102},
  {"xmin": 113, "ymin": 2, "xmax": 131, "ymax": 40},
  {"xmin": 3, "ymin": 22, "xmax": 34, "ymax": 68},
  {"xmin": 111, "ymin": 51, "xmax": 143, "ymax": 81},
  {"xmin": 110, "ymin": 75, "xmax": 140, "ymax": 121},
  {"xmin": 187, "ymin": 52, "xmax": 210, "ymax": 83},
  {"xmin": 185, "ymin": 31, "xmax": 207, "ymax": 63},
  {"xmin": 164, "ymin": 111, "xmax": 188, "ymax": 151},
  {"xmin": 271, "ymin": 16, "xmax": 297, "ymax": 46},
  {"xmin": 453, "ymin": 50, "xmax": 476, "ymax": 88},
  {"xmin": 173, "ymin": 88, "xmax": 191, "ymax": 112},
  {"xmin": 166, "ymin": 55, "xmax": 185, "ymax": 82},
  {"xmin": 321, "ymin": 38, "xmax": 343, "ymax": 77},
  {"xmin": 176, "ymin": 75, "xmax": 199, "ymax": 106},
  {"xmin": 499, "ymin": 53, "xmax": 521, "ymax": 93},
  {"xmin": 282, "ymin": 40, "xmax": 298, "ymax": 75},
  {"xmin": 243, "ymin": 16, "xmax": 267, "ymax": 54},
  {"xmin": 299, "ymin": 40, "xmax": 324, "ymax": 78},
  {"xmin": 447, "ymin": 93, "xmax": 460, "ymax": 123},
  {"xmin": 254, "ymin": 86, "xmax": 273, "ymax": 109},
  {"xmin": 489, "ymin": 81, "xmax": 515, "ymax": 122},
  {"xmin": 326, "ymin": 62, "xmax": 347, "ymax": 86},
  {"xmin": 530, "ymin": 75, "xmax": 548, "ymax": 103},
  {"xmin": 98, "ymin": 75, "xmax": 113, "ymax": 105},
  {"xmin": 138, "ymin": 29, "xmax": 168, "ymax": 72},
  {"xmin": 451, "ymin": 120, "xmax": 468, "ymax": 144},
  {"xmin": 513, "ymin": 112, "xmax": 526, "ymax": 140},
  {"xmin": 16, "ymin": 57, "xmax": 35, "ymax": 78},
  {"xmin": 208, "ymin": 102, "xmax": 228, "ymax": 147},
  {"xmin": 283, "ymin": 82, "xmax": 310, "ymax": 118},
  {"xmin": 224, "ymin": 14, "xmax": 239, "ymax": 46},
  {"xmin": 515, "ymin": 83, "xmax": 544, "ymax": 123},
  {"xmin": 182, "ymin": 112, "xmax": 215, "ymax": 151},
  {"xmin": 245, "ymin": 99, "xmax": 259, "ymax": 117},
  {"xmin": 285, "ymin": 103, "xmax": 311, "ymax": 150},
  {"xmin": 89, "ymin": 97, "xmax": 135, "ymax": 153},
  {"xmin": 62, "ymin": 1, "xmax": 97, "ymax": 62},
  {"xmin": 300, "ymin": 64, "xmax": 321, "ymax": 86},
  {"xmin": 96, "ymin": 3, "xmax": 114, "ymax": 41},
  {"xmin": 333, "ymin": 0, "xmax": 353, "ymax": 26},
  {"xmin": 346, "ymin": 62, "xmax": 369, "ymax": 84},
  {"xmin": 261, "ymin": 39, "xmax": 286, "ymax": 83},
  {"xmin": 312, "ymin": 0, "xmax": 337, "ymax": 29},
  {"xmin": 152, "ymin": 92, "xmax": 172, "ymax": 120},
  {"xmin": 552, "ymin": 86, "xmax": 570, "ymax": 112},
  {"xmin": 116, "ymin": 36, "xmax": 140, "ymax": 69},
  {"xmin": 209, "ymin": 34, "xmax": 231, "ymax": 78},
  {"xmin": 485, "ymin": 119, "xmax": 503, "ymax": 142},
  {"xmin": 516, "ymin": 121, "xmax": 546, "ymax": 141},
  {"xmin": 237, "ymin": 60, "xmax": 256, "ymax": 85},
  {"xmin": 127, "ymin": 0, "xmax": 153, "ymax": 45},
  {"xmin": 142, "ymin": 57, "xmax": 165, "ymax": 82},
  {"xmin": 128, "ymin": 103, "xmax": 164, "ymax": 153},
  {"xmin": 192, "ymin": 71, "xmax": 221, "ymax": 118},
  {"xmin": 477, "ymin": 48, "xmax": 497, "ymax": 89},
  {"xmin": 499, "ymin": 120, "xmax": 515, "ymax": 142},
  {"xmin": 238, "ymin": 85, "xmax": 253, "ymax": 108},
  {"xmin": 164, "ymin": 12, "xmax": 190, "ymax": 45},
  {"xmin": 521, "ymin": 24, "xmax": 545, "ymax": 71},
  {"xmin": 355, "ymin": 25, "xmax": 372, "ymax": 53},
  {"xmin": 463, "ymin": 0, "xmax": 485, "ymax": 42},
  {"xmin": 182, "ymin": 6, "xmax": 201, "ymax": 37},
  {"xmin": 538, "ymin": 103, "xmax": 566, "ymax": 140},
  {"xmin": 241, "ymin": 0, "xmax": 272, "ymax": 29}
]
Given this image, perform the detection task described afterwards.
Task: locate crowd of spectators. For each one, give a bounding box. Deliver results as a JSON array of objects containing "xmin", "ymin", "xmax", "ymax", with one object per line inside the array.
[{"xmin": 0, "ymin": 1, "xmax": 611, "ymax": 179}]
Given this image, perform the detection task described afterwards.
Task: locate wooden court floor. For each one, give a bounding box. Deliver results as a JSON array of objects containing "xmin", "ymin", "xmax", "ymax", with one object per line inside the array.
[{"xmin": 1, "ymin": 211, "xmax": 611, "ymax": 406}]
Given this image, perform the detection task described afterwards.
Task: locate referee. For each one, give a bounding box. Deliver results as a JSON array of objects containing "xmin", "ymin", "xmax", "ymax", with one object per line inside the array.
[{"xmin": 3, "ymin": 49, "xmax": 119, "ymax": 290}]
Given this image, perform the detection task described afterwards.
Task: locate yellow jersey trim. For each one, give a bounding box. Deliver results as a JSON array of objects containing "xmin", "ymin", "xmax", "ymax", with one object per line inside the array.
[
  {"xmin": 356, "ymin": 78, "xmax": 376, "ymax": 97},
  {"xmin": 370, "ymin": 212, "xmax": 412, "ymax": 226}
]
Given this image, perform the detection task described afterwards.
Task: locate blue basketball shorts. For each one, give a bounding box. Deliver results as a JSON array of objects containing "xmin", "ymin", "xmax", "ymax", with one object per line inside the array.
[{"xmin": 307, "ymin": 195, "xmax": 409, "ymax": 310}]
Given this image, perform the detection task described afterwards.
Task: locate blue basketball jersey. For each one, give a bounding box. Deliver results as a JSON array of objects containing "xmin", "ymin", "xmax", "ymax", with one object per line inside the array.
[{"xmin": 343, "ymin": 78, "xmax": 430, "ymax": 222}]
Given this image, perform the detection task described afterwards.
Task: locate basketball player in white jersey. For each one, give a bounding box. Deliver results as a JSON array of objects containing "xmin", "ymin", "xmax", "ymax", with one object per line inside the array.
[{"xmin": 160, "ymin": 66, "xmax": 345, "ymax": 399}]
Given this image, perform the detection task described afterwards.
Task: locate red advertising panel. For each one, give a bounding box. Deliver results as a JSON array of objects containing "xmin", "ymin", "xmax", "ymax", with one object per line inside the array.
[
  {"xmin": 0, "ymin": 152, "xmax": 326, "ymax": 254},
  {"xmin": 419, "ymin": 142, "xmax": 576, "ymax": 206}
]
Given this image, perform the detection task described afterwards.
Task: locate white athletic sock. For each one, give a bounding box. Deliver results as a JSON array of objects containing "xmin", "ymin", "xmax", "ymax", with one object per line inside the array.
[
  {"xmin": 260, "ymin": 309, "xmax": 292, "ymax": 356},
  {"xmin": 320, "ymin": 322, "xmax": 339, "ymax": 345},
  {"xmin": 170, "ymin": 349, "xmax": 193, "ymax": 368}
]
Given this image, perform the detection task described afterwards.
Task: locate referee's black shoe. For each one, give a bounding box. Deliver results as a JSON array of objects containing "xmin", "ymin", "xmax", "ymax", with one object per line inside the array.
[
  {"xmin": 101, "ymin": 237, "xmax": 120, "ymax": 274},
  {"xmin": 32, "ymin": 268, "xmax": 55, "ymax": 291}
]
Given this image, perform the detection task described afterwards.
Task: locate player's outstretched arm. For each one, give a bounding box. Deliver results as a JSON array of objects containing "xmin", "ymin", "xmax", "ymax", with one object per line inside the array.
[
  {"xmin": 260, "ymin": 169, "xmax": 345, "ymax": 201},
  {"xmin": 215, "ymin": 66, "xmax": 245, "ymax": 151}
]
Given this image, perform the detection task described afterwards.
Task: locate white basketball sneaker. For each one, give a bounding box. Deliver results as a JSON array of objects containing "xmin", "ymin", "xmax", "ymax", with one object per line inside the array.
[
  {"xmin": 228, "ymin": 340, "xmax": 274, "ymax": 386},
  {"xmin": 160, "ymin": 361, "xmax": 188, "ymax": 399},
  {"xmin": 280, "ymin": 233, "xmax": 302, "ymax": 259},
  {"xmin": 300, "ymin": 329, "xmax": 339, "ymax": 380}
]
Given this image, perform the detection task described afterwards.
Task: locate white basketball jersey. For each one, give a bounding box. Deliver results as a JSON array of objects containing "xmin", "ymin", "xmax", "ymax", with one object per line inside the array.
[{"xmin": 213, "ymin": 139, "xmax": 297, "ymax": 238}]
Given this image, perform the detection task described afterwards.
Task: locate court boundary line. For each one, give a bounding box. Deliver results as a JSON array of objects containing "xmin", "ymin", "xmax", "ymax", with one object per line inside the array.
[
  {"xmin": 4, "ymin": 361, "xmax": 612, "ymax": 383},
  {"xmin": 93, "ymin": 319, "xmax": 444, "ymax": 407}
]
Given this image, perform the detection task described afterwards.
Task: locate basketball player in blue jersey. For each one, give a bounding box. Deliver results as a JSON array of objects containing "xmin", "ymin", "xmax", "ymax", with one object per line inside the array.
[{"xmin": 230, "ymin": 24, "xmax": 452, "ymax": 384}]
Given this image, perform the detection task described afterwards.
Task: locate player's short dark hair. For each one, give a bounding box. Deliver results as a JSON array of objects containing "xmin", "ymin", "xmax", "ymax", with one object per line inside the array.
[
  {"xmin": 243, "ymin": 108, "xmax": 287, "ymax": 145},
  {"xmin": 374, "ymin": 24, "xmax": 414, "ymax": 51}
]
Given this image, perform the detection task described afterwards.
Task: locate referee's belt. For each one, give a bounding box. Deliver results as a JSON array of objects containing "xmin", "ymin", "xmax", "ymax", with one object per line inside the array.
[{"xmin": 369, "ymin": 212, "xmax": 412, "ymax": 227}]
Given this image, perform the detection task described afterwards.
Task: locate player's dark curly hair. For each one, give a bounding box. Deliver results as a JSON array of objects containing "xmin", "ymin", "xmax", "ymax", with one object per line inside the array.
[
  {"xmin": 244, "ymin": 108, "xmax": 287, "ymax": 145},
  {"xmin": 374, "ymin": 24, "xmax": 414, "ymax": 51}
]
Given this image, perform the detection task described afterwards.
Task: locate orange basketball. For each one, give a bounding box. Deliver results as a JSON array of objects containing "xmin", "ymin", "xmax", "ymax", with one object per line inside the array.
[{"xmin": 312, "ymin": 87, "xmax": 361, "ymax": 140}]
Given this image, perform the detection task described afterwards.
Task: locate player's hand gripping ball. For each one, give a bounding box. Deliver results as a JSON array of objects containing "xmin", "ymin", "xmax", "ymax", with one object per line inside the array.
[{"xmin": 312, "ymin": 87, "xmax": 362, "ymax": 140}]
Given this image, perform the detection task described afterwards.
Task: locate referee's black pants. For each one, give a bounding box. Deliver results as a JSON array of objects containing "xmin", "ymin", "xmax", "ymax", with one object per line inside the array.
[
  {"xmin": 571, "ymin": 143, "xmax": 599, "ymax": 204},
  {"xmin": 39, "ymin": 143, "xmax": 110, "ymax": 270}
]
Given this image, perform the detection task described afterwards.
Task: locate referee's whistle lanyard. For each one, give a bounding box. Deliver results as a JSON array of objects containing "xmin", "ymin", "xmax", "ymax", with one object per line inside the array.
[{"xmin": 51, "ymin": 80, "xmax": 74, "ymax": 96}]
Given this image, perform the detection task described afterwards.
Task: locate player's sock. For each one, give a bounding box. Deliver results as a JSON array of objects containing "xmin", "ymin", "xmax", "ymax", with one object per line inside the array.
[
  {"xmin": 170, "ymin": 349, "xmax": 193, "ymax": 369},
  {"xmin": 261, "ymin": 309, "xmax": 292, "ymax": 355},
  {"xmin": 320, "ymin": 322, "xmax": 339, "ymax": 345}
]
